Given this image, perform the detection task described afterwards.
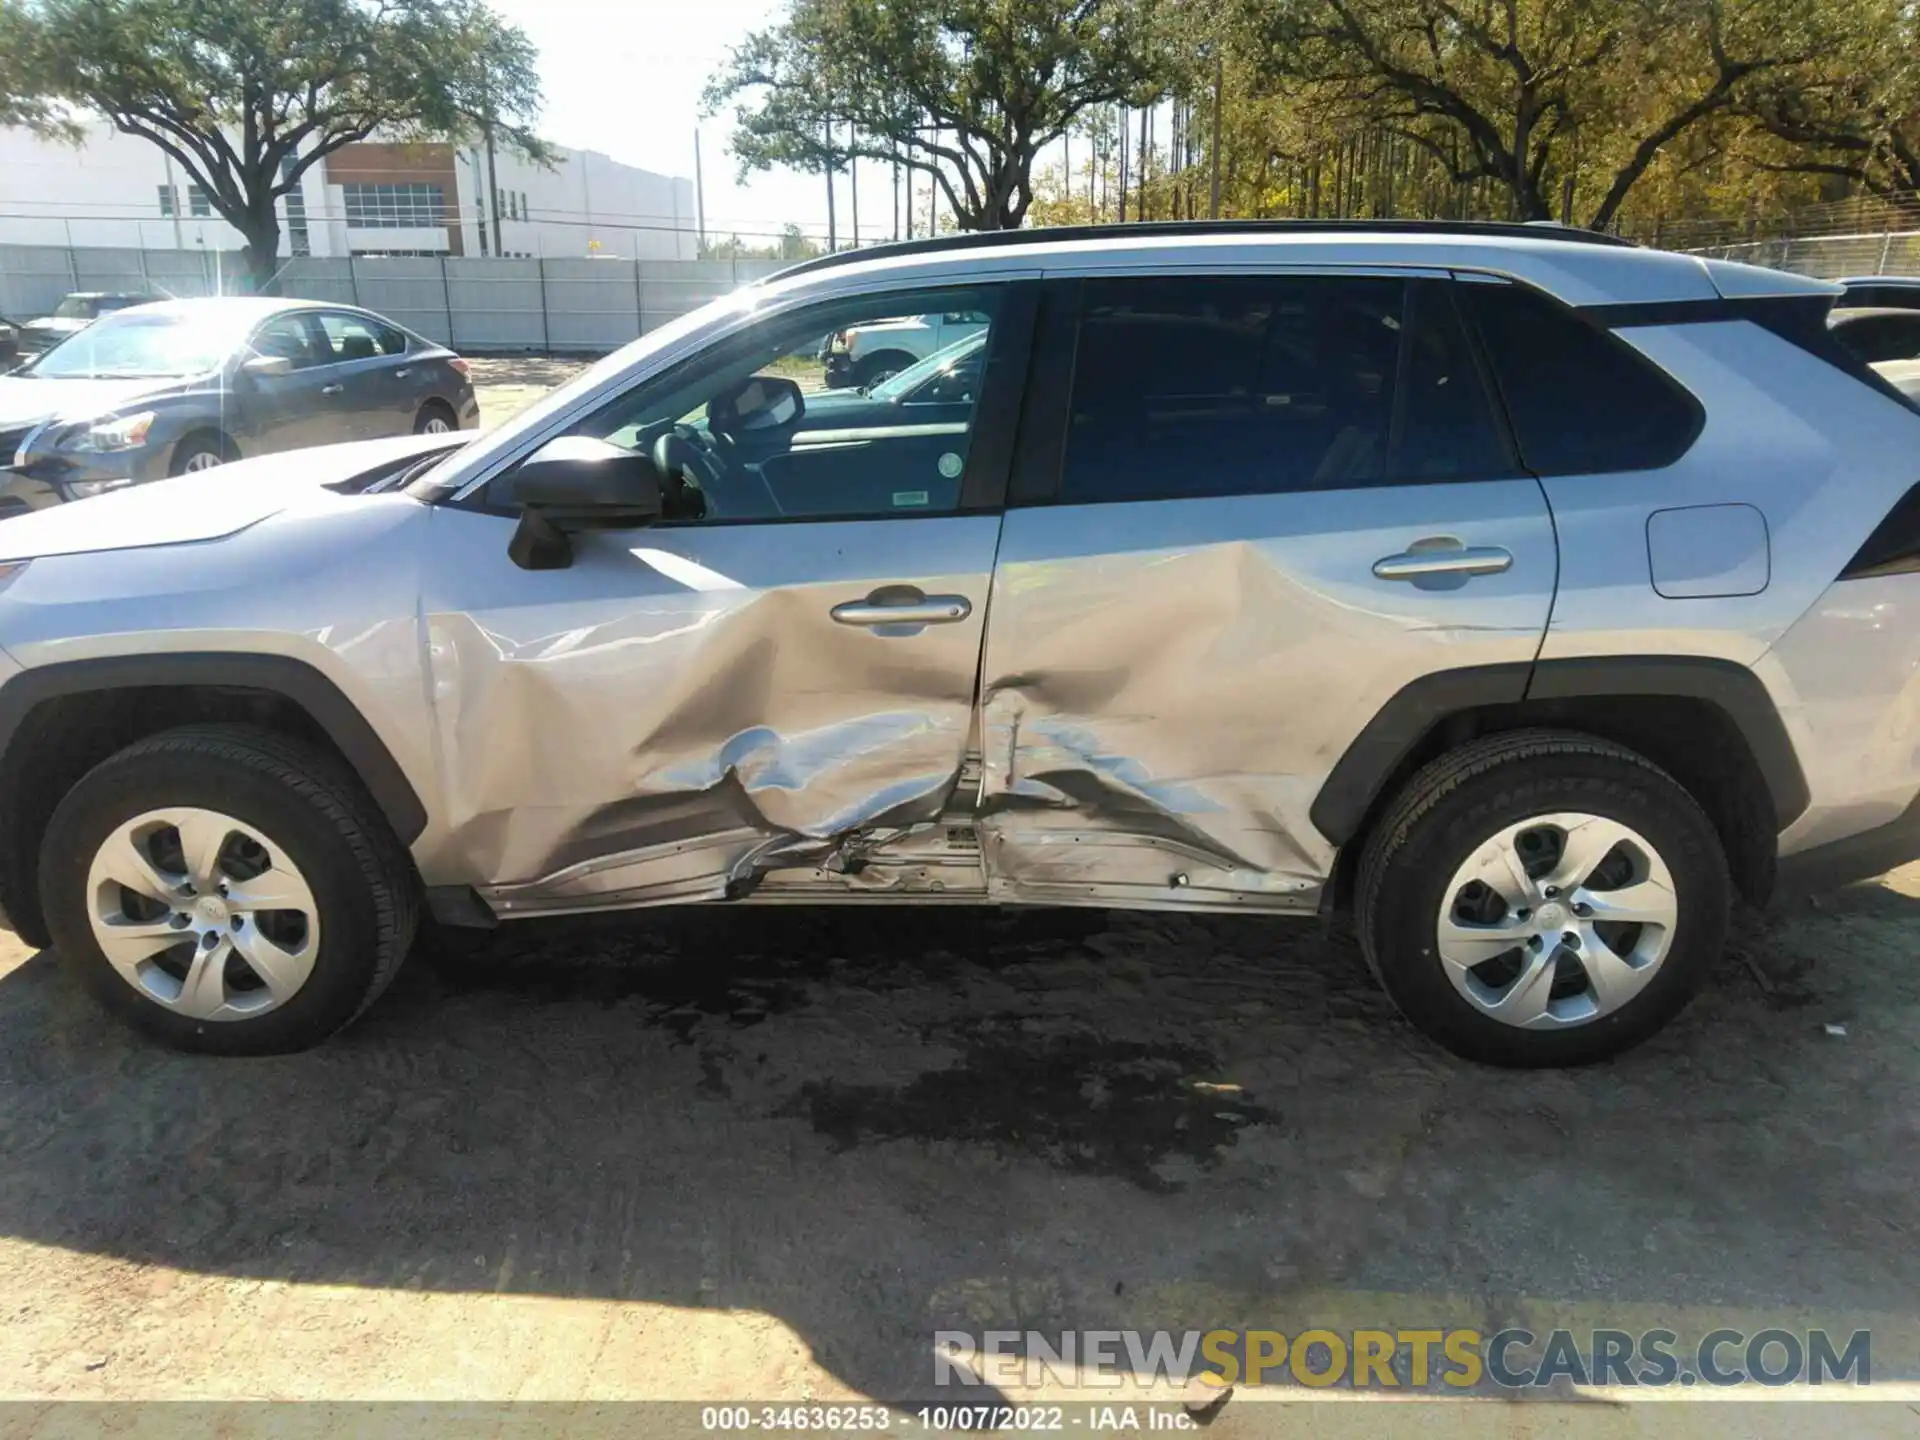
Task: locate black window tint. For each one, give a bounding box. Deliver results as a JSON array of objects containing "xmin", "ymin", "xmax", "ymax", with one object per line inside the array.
[
  {"xmin": 1465, "ymin": 282, "xmax": 1701, "ymax": 476},
  {"xmin": 1058, "ymin": 275, "xmax": 1512, "ymax": 503}
]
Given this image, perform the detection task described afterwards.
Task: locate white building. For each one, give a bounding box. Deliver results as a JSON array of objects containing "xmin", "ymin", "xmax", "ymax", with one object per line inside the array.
[{"xmin": 0, "ymin": 122, "xmax": 697, "ymax": 260}]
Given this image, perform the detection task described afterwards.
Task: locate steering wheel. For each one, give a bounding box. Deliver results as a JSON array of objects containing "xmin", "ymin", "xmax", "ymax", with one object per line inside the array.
[{"xmin": 650, "ymin": 424, "xmax": 727, "ymax": 520}]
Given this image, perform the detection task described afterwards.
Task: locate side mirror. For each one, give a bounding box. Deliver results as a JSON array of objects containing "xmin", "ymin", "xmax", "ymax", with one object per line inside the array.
[
  {"xmin": 708, "ymin": 373, "xmax": 805, "ymax": 437},
  {"xmin": 241, "ymin": 354, "xmax": 293, "ymax": 380},
  {"xmin": 508, "ymin": 435, "xmax": 664, "ymax": 571}
]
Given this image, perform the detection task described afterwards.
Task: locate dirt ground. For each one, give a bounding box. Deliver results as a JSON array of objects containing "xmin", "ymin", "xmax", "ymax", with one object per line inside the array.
[
  {"xmin": 0, "ymin": 361, "xmax": 1915, "ymax": 1432},
  {"xmin": 0, "ymin": 864, "xmax": 1917, "ymax": 1425},
  {"xmin": 468, "ymin": 355, "xmax": 592, "ymax": 429}
]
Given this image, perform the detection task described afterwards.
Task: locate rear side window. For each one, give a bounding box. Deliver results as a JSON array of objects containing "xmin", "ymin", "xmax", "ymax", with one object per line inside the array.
[
  {"xmin": 1463, "ymin": 282, "xmax": 1701, "ymax": 476},
  {"xmin": 1057, "ymin": 274, "xmax": 1514, "ymax": 503}
]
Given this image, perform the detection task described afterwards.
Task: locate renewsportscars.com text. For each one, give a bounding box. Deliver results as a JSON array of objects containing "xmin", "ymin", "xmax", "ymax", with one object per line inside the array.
[{"xmin": 934, "ymin": 1327, "xmax": 1873, "ymax": 1390}]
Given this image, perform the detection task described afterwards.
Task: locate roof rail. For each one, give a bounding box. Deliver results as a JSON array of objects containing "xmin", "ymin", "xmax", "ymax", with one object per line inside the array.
[{"xmin": 764, "ymin": 217, "xmax": 1638, "ymax": 284}]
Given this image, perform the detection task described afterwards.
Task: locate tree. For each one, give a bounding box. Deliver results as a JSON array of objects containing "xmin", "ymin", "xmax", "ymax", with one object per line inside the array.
[
  {"xmin": 10, "ymin": 0, "xmax": 548, "ymax": 292},
  {"xmin": 706, "ymin": 0, "xmax": 1172, "ymax": 232},
  {"xmin": 1246, "ymin": 0, "xmax": 1828, "ymax": 230},
  {"xmin": 1738, "ymin": 0, "xmax": 1920, "ymax": 194}
]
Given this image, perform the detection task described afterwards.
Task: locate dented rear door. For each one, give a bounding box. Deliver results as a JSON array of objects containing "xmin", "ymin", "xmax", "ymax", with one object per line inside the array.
[
  {"xmin": 418, "ymin": 282, "xmax": 1037, "ymax": 913},
  {"xmin": 977, "ymin": 270, "xmax": 1557, "ymax": 911}
]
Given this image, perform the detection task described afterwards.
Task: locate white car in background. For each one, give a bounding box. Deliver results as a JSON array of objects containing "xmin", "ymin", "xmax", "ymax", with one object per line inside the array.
[{"xmin": 821, "ymin": 308, "xmax": 990, "ymax": 389}]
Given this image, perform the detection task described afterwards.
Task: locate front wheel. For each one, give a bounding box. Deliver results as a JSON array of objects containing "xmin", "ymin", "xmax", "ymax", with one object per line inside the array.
[
  {"xmin": 1356, "ymin": 731, "xmax": 1730, "ymax": 1067},
  {"xmin": 40, "ymin": 725, "xmax": 419, "ymax": 1055}
]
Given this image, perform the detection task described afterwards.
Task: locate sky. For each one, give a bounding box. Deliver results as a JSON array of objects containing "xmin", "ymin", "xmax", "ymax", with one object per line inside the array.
[{"xmin": 486, "ymin": 0, "xmax": 906, "ymax": 247}]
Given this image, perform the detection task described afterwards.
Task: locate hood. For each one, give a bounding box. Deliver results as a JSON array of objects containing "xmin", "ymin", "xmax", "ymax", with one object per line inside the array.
[
  {"xmin": 21, "ymin": 317, "xmax": 87, "ymax": 336},
  {"xmin": 0, "ymin": 432, "xmax": 456, "ymax": 562},
  {"xmin": 0, "ymin": 374, "xmax": 187, "ymax": 430}
]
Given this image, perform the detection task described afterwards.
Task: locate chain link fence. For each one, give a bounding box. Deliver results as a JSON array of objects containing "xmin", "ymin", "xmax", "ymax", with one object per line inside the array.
[
  {"xmin": 0, "ymin": 244, "xmax": 787, "ymax": 354},
  {"xmin": 1632, "ymin": 194, "xmax": 1920, "ymax": 280}
]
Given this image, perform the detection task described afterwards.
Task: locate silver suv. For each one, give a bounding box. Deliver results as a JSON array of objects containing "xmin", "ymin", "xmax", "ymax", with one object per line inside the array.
[{"xmin": 0, "ymin": 221, "xmax": 1913, "ymax": 1067}]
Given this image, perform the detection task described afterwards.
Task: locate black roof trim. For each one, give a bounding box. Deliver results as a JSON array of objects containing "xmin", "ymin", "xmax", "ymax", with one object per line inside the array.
[{"xmin": 764, "ymin": 219, "xmax": 1638, "ymax": 285}]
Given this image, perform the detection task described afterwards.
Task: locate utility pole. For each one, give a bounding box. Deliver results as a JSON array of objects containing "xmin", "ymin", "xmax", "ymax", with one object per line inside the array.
[
  {"xmin": 1210, "ymin": 49, "xmax": 1224, "ymax": 219},
  {"xmin": 892, "ymin": 153, "xmax": 900, "ymax": 242},
  {"xmin": 695, "ymin": 129, "xmax": 707, "ymax": 256},
  {"xmin": 848, "ymin": 123, "xmax": 859, "ymax": 247},
  {"xmin": 1116, "ymin": 105, "xmax": 1127, "ymax": 222},
  {"xmin": 824, "ymin": 122, "xmax": 837, "ymax": 250},
  {"xmin": 1136, "ymin": 106, "xmax": 1149, "ymax": 222},
  {"xmin": 482, "ymin": 63, "xmax": 502, "ymax": 260}
]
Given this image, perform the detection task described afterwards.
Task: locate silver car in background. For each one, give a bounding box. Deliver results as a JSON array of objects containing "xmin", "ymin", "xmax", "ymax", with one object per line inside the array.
[{"xmin": 0, "ymin": 297, "xmax": 479, "ymax": 515}]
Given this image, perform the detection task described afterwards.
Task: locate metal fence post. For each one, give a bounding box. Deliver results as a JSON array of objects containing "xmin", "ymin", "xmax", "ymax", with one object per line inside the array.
[
  {"xmin": 439, "ymin": 255, "xmax": 455, "ymax": 349},
  {"xmin": 348, "ymin": 258, "xmax": 362, "ymax": 308},
  {"xmin": 537, "ymin": 258, "xmax": 551, "ymax": 354},
  {"xmin": 632, "ymin": 257, "xmax": 646, "ymax": 337},
  {"xmin": 1879, "ymin": 226, "xmax": 1896, "ymax": 274}
]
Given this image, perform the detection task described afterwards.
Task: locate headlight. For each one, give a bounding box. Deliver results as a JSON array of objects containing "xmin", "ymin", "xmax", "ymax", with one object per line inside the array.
[{"xmin": 63, "ymin": 411, "xmax": 157, "ymax": 454}]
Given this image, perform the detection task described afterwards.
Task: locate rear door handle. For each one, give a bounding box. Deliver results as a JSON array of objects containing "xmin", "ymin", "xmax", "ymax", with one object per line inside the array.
[
  {"xmin": 394, "ymin": 368, "xmax": 411, "ymax": 379},
  {"xmin": 320, "ymin": 383, "xmax": 344, "ymax": 396},
  {"xmin": 831, "ymin": 593, "xmax": 972, "ymax": 627},
  {"xmin": 1373, "ymin": 544, "xmax": 1513, "ymax": 580}
]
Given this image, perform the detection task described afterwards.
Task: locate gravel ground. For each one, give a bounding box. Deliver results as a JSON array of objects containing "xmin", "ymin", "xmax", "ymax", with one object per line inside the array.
[
  {"xmin": 0, "ymin": 361, "xmax": 1913, "ymax": 1432},
  {"xmin": 0, "ymin": 867, "xmax": 1916, "ymax": 1422}
]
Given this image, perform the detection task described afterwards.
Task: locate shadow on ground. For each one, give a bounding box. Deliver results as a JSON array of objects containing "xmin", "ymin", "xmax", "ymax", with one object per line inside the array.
[{"xmin": 0, "ymin": 891, "xmax": 1916, "ymax": 1398}]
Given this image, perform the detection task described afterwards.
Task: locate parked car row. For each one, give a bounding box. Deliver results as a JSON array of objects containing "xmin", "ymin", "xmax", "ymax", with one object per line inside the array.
[{"xmin": 0, "ymin": 296, "xmax": 478, "ymax": 516}]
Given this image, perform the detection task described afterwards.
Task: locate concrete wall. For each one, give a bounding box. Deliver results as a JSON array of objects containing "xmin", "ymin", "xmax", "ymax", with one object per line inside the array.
[{"xmin": 0, "ymin": 243, "xmax": 782, "ymax": 353}]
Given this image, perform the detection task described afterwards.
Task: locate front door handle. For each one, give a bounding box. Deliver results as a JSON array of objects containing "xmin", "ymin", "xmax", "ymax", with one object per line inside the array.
[
  {"xmin": 1373, "ymin": 544, "xmax": 1514, "ymax": 581},
  {"xmin": 831, "ymin": 591, "xmax": 972, "ymax": 627},
  {"xmin": 320, "ymin": 383, "xmax": 344, "ymax": 396}
]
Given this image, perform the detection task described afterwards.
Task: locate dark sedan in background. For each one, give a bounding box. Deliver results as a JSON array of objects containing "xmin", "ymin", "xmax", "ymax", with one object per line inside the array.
[
  {"xmin": 0, "ymin": 296, "xmax": 478, "ymax": 516},
  {"xmin": 14, "ymin": 291, "xmax": 152, "ymax": 358}
]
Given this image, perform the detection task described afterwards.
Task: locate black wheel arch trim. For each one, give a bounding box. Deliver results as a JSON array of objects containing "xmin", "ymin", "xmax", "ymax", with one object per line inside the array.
[
  {"xmin": 1310, "ymin": 655, "xmax": 1810, "ymax": 846},
  {"xmin": 0, "ymin": 653, "xmax": 427, "ymax": 842}
]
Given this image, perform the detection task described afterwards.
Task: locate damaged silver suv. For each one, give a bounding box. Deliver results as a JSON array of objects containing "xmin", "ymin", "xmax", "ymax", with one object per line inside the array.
[{"xmin": 2, "ymin": 221, "xmax": 1917, "ymax": 1066}]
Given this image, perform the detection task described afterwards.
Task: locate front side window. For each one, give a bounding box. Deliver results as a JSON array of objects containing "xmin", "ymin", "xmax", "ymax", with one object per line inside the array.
[
  {"xmin": 1058, "ymin": 274, "xmax": 1513, "ymax": 504},
  {"xmin": 248, "ymin": 314, "xmax": 327, "ymax": 370},
  {"xmin": 491, "ymin": 288, "xmax": 1006, "ymax": 523},
  {"xmin": 316, "ymin": 312, "xmax": 406, "ymax": 360}
]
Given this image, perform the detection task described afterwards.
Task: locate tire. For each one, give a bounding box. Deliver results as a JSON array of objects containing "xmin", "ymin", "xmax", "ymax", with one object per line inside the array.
[
  {"xmin": 40, "ymin": 724, "xmax": 419, "ymax": 1056},
  {"xmin": 851, "ymin": 351, "xmax": 914, "ymax": 388},
  {"xmin": 1355, "ymin": 730, "xmax": 1730, "ymax": 1068},
  {"xmin": 169, "ymin": 431, "xmax": 237, "ymax": 476},
  {"xmin": 413, "ymin": 400, "xmax": 457, "ymax": 435}
]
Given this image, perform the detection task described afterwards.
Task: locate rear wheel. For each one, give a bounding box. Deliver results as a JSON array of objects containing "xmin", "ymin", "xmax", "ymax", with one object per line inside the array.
[
  {"xmin": 1356, "ymin": 731, "xmax": 1730, "ymax": 1067},
  {"xmin": 40, "ymin": 725, "xmax": 418, "ymax": 1055},
  {"xmin": 413, "ymin": 400, "xmax": 457, "ymax": 435}
]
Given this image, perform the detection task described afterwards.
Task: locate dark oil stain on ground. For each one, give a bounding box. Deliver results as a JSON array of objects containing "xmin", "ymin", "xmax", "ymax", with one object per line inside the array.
[{"xmin": 786, "ymin": 1016, "xmax": 1279, "ymax": 1192}]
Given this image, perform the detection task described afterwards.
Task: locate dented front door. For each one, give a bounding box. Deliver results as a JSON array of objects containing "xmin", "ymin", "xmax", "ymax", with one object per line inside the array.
[
  {"xmin": 416, "ymin": 281, "xmax": 1033, "ymax": 913},
  {"xmin": 420, "ymin": 510, "xmax": 1002, "ymax": 912}
]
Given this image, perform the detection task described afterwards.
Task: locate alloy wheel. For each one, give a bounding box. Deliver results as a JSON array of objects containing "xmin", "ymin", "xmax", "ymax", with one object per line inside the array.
[
  {"xmin": 1435, "ymin": 812, "xmax": 1677, "ymax": 1029},
  {"xmin": 84, "ymin": 807, "xmax": 320, "ymax": 1021}
]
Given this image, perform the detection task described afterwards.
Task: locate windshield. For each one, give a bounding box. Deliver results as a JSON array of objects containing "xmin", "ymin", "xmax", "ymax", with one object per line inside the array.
[
  {"xmin": 867, "ymin": 331, "xmax": 989, "ymax": 402},
  {"xmin": 52, "ymin": 296, "xmax": 96, "ymax": 320},
  {"xmin": 28, "ymin": 311, "xmax": 236, "ymax": 380}
]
